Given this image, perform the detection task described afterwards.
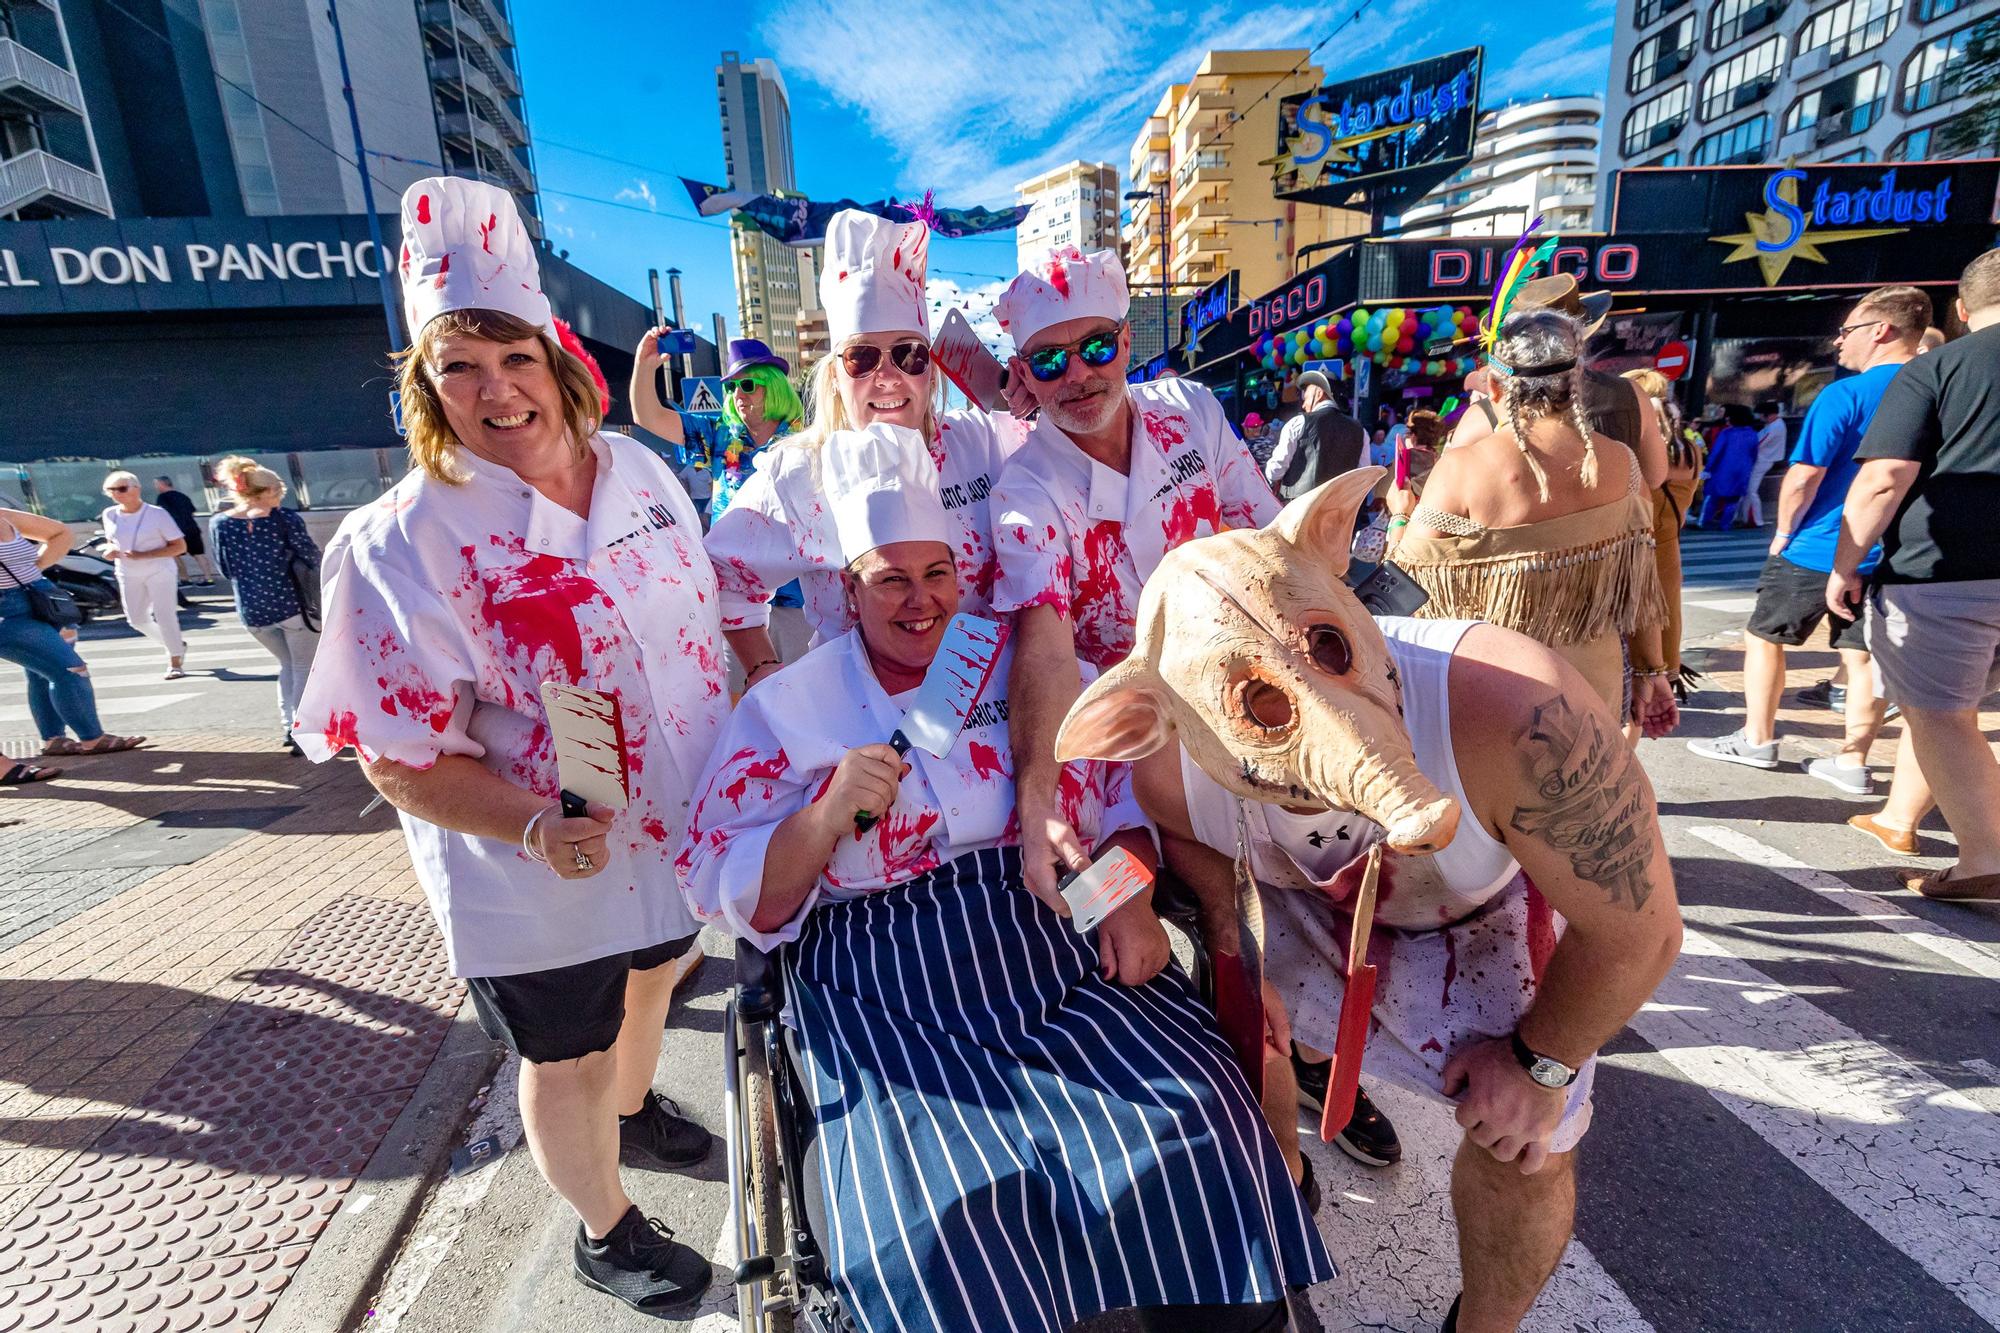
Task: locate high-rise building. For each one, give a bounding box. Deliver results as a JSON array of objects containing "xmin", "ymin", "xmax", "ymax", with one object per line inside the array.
[
  {"xmin": 717, "ymin": 49, "xmax": 813, "ymax": 368},
  {"xmin": 1395, "ymin": 96, "xmax": 1603, "ymax": 238},
  {"xmin": 1, "ymin": 0, "xmax": 539, "ymax": 227},
  {"xmin": 1599, "ymin": 0, "xmax": 2000, "ymax": 214},
  {"xmin": 1012, "ymin": 160, "xmax": 1120, "ymax": 269},
  {"xmin": 1122, "ymin": 51, "xmax": 1368, "ymax": 317}
]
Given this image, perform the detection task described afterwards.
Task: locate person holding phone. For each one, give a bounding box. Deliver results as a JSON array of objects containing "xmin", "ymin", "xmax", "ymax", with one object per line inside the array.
[{"xmin": 703, "ymin": 209, "xmax": 1027, "ymax": 688}]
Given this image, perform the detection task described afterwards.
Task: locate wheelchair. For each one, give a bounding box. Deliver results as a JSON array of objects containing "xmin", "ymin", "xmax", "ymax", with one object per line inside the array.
[
  {"xmin": 723, "ymin": 939, "xmax": 849, "ymax": 1332},
  {"xmin": 722, "ymin": 875, "xmax": 1219, "ymax": 1333}
]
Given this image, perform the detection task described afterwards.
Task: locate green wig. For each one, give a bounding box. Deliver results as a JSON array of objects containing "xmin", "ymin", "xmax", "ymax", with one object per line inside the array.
[{"xmin": 720, "ymin": 363, "xmax": 804, "ymax": 434}]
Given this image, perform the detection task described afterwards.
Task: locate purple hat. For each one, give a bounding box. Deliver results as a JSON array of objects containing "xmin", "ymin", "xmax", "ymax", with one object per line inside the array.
[{"xmin": 724, "ymin": 337, "xmax": 790, "ymax": 380}]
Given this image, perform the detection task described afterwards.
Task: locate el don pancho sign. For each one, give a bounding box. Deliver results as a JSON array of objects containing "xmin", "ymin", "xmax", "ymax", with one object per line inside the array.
[{"xmin": 0, "ymin": 215, "xmax": 401, "ymax": 316}]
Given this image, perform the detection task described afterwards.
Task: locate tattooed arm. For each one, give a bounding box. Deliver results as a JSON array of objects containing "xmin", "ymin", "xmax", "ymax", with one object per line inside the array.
[{"xmin": 1450, "ymin": 624, "xmax": 1683, "ymax": 1069}]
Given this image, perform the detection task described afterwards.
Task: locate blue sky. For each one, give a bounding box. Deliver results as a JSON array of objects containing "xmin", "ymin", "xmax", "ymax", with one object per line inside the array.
[{"xmin": 513, "ymin": 0, "xmax": 1616, "ymax": 346}]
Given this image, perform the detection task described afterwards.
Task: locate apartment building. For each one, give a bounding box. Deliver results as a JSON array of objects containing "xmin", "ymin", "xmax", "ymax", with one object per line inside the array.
[
  {"xmin": 1600, "ymin": 0, "xmax": 2000, "ymax": 211},
  {"xmin": 1396, "ymin": 95, "xmax": 1603, "ymax": 237},
  {"xmin": 1012, "ymin": 160, "xmax": 1120, "ymax": 269},
  {"xmin": 718, "ymin": 49, "xmax": 814, "ymax": 368}
]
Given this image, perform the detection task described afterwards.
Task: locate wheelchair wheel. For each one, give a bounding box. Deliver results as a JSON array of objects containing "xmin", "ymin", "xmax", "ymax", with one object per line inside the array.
[{"xmin": 739, "ymin": 1022, "xmax": 795, "ymax": 1333}]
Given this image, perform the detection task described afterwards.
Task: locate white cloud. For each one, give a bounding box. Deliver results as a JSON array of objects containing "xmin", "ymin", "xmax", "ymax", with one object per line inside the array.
[
  {"xmin": 925, "ymin": 276, "xmax": 1010, "ymax": 354},
  {"xmin": 761, "ymin": 0, "xmax": 1426, "ymax": 206},
  {"xmin": 614, "ymin": 177, "xmax": 660, "ymax": 210},
  {"xmin": 1482, "ymin": 19, "xmax": 1615, "ymax": 104}
]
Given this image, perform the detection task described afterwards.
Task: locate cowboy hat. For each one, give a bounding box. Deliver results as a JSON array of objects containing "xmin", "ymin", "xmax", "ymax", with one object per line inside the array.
[{"xmin": 1513, "ymin": 273, "xmax": 1612, "ymax": 337}]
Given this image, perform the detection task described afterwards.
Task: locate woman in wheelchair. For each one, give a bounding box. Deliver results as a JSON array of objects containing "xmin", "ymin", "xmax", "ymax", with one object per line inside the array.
[{"xmin": 678, "ymin": 425, "xmax": 1331, "ymax": 1333}]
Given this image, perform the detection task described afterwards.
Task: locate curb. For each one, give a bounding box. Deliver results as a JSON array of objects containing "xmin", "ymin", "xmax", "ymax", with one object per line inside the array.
[{"xmin": 262, "ymin": 1000, "xmax": 504, "ymax": 1333}]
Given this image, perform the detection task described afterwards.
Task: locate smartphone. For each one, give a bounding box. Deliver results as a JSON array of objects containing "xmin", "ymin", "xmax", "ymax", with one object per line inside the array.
[
  {"xmin": 1345, "ymin": 559, "xmax": 1430, "ymax": 618},
  {"xmin": 932, "ymin": 308, "xmax": 1010, "ymax": 411}
]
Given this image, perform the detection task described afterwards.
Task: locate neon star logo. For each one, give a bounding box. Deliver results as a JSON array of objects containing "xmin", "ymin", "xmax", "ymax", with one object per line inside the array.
[{"xmin": 1710, "ymin": 166, "xmax": 1903, "ymax": 286}]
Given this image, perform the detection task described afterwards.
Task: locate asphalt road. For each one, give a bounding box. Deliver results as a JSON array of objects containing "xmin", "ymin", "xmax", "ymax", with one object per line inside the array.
[{"xmin": 15, "ymin": 540, "xmax": 1996, "ymax": 1333}]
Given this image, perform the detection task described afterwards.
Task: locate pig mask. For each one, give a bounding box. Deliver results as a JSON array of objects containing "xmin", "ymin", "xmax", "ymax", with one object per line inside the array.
[{"xmin": 1055, "ymin": 468, "xmax": 1460, "ymax": 854}]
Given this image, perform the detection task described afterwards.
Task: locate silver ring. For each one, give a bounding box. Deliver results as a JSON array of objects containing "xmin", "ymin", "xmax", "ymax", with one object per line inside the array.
[{"xmin": 573, "ymin": 848, "xmax": 593, "ymax": 872}]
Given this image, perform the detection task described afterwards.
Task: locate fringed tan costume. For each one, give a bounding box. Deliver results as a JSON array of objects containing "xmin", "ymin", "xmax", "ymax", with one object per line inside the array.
[{"xmin": 1394, "ymin": 467, "xmax": 1668, "ymax": 715}]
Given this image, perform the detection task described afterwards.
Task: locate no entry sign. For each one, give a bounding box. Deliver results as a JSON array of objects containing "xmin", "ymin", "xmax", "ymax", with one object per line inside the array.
[{"xmin": 1655, "ymin": 339, "xmax": 1691, "ymax": 380}]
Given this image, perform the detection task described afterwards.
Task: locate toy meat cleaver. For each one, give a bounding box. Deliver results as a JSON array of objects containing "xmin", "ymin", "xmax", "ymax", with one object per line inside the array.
[
  {"xmin": 854, "ymin": 614, "xmax": 1007, "ymax": 831},
  {"xmin": 539, "ymin": 683, "xmax": 628, "ymax": 819},
  {"xmin": 932, "ymin": 308, "xmax": 1011, "ymax": 411},
  {"xmin": 1058, "ymin": 846, "xmax": 1154, "ymax": 933},
  {"xmin": 1320, "ymin": 844, "xmax": 1382, "ymax": 1141}
]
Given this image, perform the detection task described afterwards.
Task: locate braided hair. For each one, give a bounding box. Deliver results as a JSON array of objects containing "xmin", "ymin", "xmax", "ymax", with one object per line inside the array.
[{"xmin": 1491, "ymin": 308, "xmax": 1597, "ymax": 503}]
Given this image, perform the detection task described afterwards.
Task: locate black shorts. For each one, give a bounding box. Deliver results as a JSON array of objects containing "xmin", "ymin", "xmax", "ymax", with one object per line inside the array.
[
  {"xmin": 466, "ymin": 933, "xmax": 696, "ymax": 1064},
  {"xmin": 1748, "ymin": 554, "xmax": 1867, "ymax": 650}
]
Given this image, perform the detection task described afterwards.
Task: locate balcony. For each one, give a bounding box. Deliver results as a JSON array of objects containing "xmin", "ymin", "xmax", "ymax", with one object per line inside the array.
[
  {"xmin": 0, "ymin": 37, "xmax": 84, "ymax": 117},
  {"xmin": 0, "ymin": 148, "xmax": 111, "ymax": 218},
  {"xmin": 1184, "ymin": 229, "xmax": 1229, "ymax": 256},
  {"xmin": 420, "ymin": 0, "xmax": 517, "ymax": 56},
  {"xmin": 430, "ymin": 57, "xmax": 529, "ymax": 145}
]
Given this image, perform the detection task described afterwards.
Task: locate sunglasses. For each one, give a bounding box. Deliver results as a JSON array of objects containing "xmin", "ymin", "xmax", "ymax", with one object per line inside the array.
[
  {"xmin": 1024, "ymin": 324, "xmax": 1124, "ymax": 382},
  {"xmin": 106, "ymin": 484, "xmax": 133, "ymax": 493},
  {"xmin": 839, "ymin": 340, "xmax": 931, "ymax": 379},
  {"xmin": 725, "ymin": 378, "xmax": 761, "ymax": 393}
]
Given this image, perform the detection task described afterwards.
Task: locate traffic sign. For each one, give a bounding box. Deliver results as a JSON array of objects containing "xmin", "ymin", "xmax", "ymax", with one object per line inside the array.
[
  {"xmin": 680, "ymin": 376, "xmax": 725, "ymax": 414},
  {"xmin": 1655, "ymin": 340, "xmax": 1691, "ymax": 381}
]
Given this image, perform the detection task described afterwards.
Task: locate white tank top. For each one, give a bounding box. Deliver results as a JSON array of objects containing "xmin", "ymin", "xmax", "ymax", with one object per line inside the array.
[{"xmin": 1181, "ymin": 616, "xmax": 1521, "ymax": 931}]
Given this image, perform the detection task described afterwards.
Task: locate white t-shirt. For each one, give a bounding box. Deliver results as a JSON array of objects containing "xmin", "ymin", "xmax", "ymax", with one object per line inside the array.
[
  {"xmin": 101, "ymin": 504, "xmax": 182, "ymax": 558},
  {"xmin": 989, "ymin": 377, "xmax": 1281, "ymax": 668},
  {"xmin": 294, "ymin": 433, "xmax": 727, "ymax": 977}
]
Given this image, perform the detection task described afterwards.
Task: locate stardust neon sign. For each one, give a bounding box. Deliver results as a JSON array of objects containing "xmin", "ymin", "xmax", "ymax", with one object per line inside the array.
[
  {"xmin": 1758, "ymin": 167, "xmax": 1954, "ymax": 252},
  {"xmin": 1292, "ymin": 68, "xmax": 1477, "ymax": 167}
]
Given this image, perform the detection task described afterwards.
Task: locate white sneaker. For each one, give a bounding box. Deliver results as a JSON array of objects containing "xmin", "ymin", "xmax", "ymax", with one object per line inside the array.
[
  {"xmin": 1688, "ymin": 729, "xmax": 1780, "ymax": 769},
  {"xmin": 1806, "ymin": 756, "xmax": 1873, "ymax": 795}
]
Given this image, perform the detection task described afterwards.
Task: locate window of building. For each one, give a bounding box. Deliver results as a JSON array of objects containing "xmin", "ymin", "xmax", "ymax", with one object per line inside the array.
[
  {"xmin": 1709, "ymin": 0, "xmax": 1785, "ymax": 48},
  {"xmin": 1887, "ymin": 123, "xmax": 1934, "ymax": 158},
  {"xmin": 1701, "ymin": 36, "xmax": 1783, "ymax": 117},
  {"xmin": 1645, "ymin": 149, "xmax": 1687, "ymax": 165},
  {"xmin": 1784, "ymin": 63, "xmax": 1888, "ymax": 139},
  {"xmin": 1623, "ymin": 83, "xmax": 1692, "ymax": 153},
  {"xmin": 1827, "ymin": 146, "xmax": 1878, "ymax": 160},
  {"xmin": 1917, "ymin": 0, "xmax": 1967, "ymax": 21},
  {"xmin": 201, "ymin": 0, "xmax": 281, "ymax": 214},
  {"xmin": 1691, "ymin": 112, "xmax": 1772, "ymax": 162},
  {"xmin": 1630, "ymin": 15, "xmax": 1699, "ymax": 91},
  {"xmin": 1795, "ymin": 0, "xmax": 1898, "ymax": 65},
  {"xmin": 1902, "ymin": 14, "xmax": 2000, "ymax": 111},
  {"xmin": 1636, "ymin": 0, "xmax": 1693, "ymax": 26}
]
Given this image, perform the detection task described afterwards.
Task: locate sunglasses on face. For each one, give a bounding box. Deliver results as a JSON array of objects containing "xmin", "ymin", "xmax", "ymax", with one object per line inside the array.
[
  {"xmin": 1024, "ymin": 324, "xmax": 1124, "ymax": 382},
  {"xmin": 839, "ymin": 340, "xmax": 931, "ymax": 379},
  {"xmin": 106, "ymin": 485, "xmax": 133, "ymax": 493},
  {"xmin": 725, "ymin": 378, "xmax": 761, "ymax": 393}
]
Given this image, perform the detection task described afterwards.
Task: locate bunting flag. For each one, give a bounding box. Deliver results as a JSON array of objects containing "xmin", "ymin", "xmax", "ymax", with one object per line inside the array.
[{"xmin": 678, "ymin": 178, "xmax": 1031, "ymax": 247}]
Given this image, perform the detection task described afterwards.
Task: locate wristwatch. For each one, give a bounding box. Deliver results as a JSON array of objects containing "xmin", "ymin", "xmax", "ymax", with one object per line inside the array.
[{"xmin": 1510, "ymin": 1031, "xmax": 1578, "ymax": 1088}]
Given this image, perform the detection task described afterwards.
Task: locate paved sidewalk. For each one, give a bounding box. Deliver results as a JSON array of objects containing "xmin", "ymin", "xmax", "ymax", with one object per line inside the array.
[{"xmin": 0, "ymin": 732, "xmax": 474, "ymax": 1331}]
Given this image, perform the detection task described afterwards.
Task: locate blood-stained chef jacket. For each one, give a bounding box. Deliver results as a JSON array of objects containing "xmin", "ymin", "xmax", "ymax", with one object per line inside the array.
[
  {"xmin": 294, "ymin": 433, "xmax": 727, "ymax": 977},
  {"xmin": 989, "ymin": 376, "xmax": 1280, "ymax": 669},
  {"xmin": 703, "ymin": 409, "xmax": 1024, "ymax": 646},
  {"xmin": 676, "ymin": 630, "xmax": 1145, "ymax": 951}
]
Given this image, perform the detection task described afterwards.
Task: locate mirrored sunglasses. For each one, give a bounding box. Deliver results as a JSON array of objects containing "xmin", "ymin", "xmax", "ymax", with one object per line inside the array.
[{"xmin": 1025, "ymin": 324, "xmax": 1123, "ymax": 382}]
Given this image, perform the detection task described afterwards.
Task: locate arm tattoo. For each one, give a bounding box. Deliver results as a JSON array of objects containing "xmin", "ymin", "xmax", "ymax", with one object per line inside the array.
[{"xmin": 1508, "ymin": 696, "xmax": 1655, "ymax": 910}]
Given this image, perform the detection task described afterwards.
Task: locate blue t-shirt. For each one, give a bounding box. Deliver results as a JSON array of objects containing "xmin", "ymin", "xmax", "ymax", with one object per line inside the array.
[{"xmin": 1780, "ymin": 363, "xmax": 1900, "ymax": 574}]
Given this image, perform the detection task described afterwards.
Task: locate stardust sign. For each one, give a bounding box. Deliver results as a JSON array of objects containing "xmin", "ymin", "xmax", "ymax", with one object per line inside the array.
[{"xmin": 1271, "ymin": 48, "xmax": 1482, "ymax": 208}]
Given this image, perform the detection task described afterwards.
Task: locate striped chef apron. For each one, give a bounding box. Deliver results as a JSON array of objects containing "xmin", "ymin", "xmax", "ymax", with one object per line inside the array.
[{"xmin": 789, "ymin": 846, "xmax": 1334, "ymax": 1333}]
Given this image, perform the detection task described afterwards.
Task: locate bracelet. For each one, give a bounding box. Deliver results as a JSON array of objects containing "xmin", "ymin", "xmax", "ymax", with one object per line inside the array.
[
  {"xmin": 521, "ymin": 805, "xmax": 555, "ymax": 863},
  {"xmin": 746, "ymin": 658, "xmax": 779, "ymax": 675},
  {"xmin": 1387, "ymin": 516, "xmax": 1410, "ymax": 529},
  {"xmin": 1632, "ymin": 668, "xmax": 1671, "ymax": 679}
]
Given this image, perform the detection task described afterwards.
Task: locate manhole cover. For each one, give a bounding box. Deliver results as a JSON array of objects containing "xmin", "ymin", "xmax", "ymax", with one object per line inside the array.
[{"xmin": 32, "ymin": 805, "xmax": 303, "ymax": 871}]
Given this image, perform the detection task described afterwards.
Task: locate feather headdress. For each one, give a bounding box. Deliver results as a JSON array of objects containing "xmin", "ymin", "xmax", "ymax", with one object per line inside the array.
[{"xmin": 1481, "ymin": 216, "xmax": 1560, "ymax": 353}]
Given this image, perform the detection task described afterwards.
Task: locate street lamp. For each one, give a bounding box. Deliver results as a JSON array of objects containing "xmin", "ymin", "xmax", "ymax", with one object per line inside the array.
[{"xmin": 1124, "ymin": 185, "xmax": 1171, "ymax": 358}]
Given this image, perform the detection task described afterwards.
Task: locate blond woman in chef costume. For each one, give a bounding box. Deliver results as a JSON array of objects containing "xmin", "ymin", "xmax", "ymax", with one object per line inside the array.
[
  {"xmin": 704, "ymin": 208, "xmax": 1025, "ymax": 686},
  {"xmin": 292, "ymin": 177, "xmax": 728, "ymax": 1320}
]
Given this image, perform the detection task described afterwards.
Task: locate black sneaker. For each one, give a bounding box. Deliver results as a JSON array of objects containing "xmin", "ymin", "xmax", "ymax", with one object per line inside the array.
[
  {"xmin": 1291, "ymin": 1048, "xmax": 1402, "ymax": 1168},
  {"xmin": 574, "ymin": 1206, "xmax": 712, "ymax": 1317},
  {"xmin": 1796, "ymin": 678, "xmax": 1841, "ymax": 710},
  {"xmin": 620, "ymin": 1090, "xmax": 711, "ymax": 1170},
  {"xmin": 1295, "ymin": 1154, "xmax": 1322, "ymax": 1214}
]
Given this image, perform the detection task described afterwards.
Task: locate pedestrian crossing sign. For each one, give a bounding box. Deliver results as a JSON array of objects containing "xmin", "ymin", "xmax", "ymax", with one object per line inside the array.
[{"xmin": 681, "ymin": 377, "xmax": 725, "ymax": 414}]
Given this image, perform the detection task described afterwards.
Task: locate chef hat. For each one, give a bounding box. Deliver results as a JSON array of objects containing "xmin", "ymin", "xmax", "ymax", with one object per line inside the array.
[
  {"xmin": 996, "ymin": 245, "xmax": 1129, "ymax": 350},
  {"xmin": 823, "ymin": 423, "xmax": 952, "ymax": 565},
  {"xmin": 819, "ymin": 209, "xmax": 930, "ymax": 344},
  {"xmin": 398, "ymin": 176, "xmax": 552, "ymax": 342}
]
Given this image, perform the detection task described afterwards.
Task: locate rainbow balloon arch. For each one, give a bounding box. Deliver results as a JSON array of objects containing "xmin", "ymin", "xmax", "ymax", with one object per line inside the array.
[{"xmin": 1252, "ymin": 303, "xmax": 1484, "ymax": 383}]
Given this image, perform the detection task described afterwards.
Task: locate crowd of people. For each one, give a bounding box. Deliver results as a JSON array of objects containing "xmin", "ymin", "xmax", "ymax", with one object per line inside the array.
[{"xmin": 6, "ymin": 164, "xmax": 1994, "ymax": 1329}]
